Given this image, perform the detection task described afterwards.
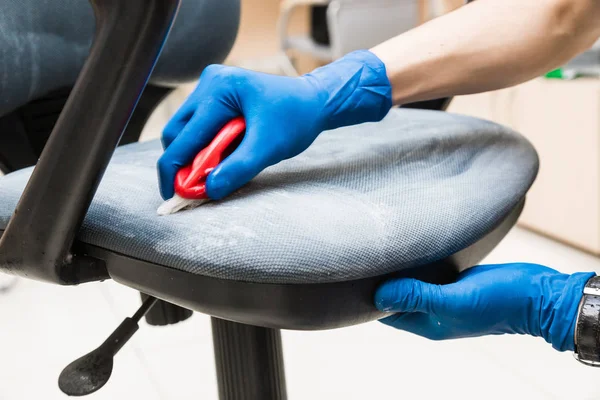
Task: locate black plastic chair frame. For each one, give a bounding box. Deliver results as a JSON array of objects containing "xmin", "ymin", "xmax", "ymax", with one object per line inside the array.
[{"xmin": 0, "ymin": 0, "xmax": 179, "ymax": 284}]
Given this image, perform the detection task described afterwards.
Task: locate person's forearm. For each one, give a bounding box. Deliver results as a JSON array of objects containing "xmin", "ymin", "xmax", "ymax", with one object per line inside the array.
[{"xmin": 371, "ymin": 0, "xmax": 600, "ymax": 105}]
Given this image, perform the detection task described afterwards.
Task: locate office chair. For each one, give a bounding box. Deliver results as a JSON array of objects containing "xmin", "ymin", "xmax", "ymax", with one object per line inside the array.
[
  {"xmin": 0, "ymin": 0, "xmax": 538, "ymax": 399},
  {"xmin": 278, "ymin": 0, "xmax": 419, "ymax": 75}
]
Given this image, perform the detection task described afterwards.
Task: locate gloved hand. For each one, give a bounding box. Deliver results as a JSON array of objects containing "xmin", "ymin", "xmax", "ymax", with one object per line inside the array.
[
  {"xmin": 157, "ymin": 50, "xmax": 392, "ymax": 200},
  {"xmin": 375, "ymin": 263, "xmax": 595, "ymax": 351}
]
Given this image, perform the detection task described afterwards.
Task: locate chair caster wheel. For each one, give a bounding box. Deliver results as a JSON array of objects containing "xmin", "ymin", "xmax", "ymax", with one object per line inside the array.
[{"xmin": 140, "ymin": 293, "xmax": 193, "ymax": 326}]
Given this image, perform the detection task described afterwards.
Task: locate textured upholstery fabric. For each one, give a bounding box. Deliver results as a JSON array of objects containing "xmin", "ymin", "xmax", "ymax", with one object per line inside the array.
[
  {"xmin": 0, "ymin": 110, "xmax": 538, "ymax": 284},
  {"xmin": 0, "ymin": 0, "xmax": 239, "ymax": 117}
]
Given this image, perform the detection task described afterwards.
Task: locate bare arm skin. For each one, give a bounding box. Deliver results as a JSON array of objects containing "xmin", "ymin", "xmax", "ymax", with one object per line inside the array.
[{"xmin": 371, "ymin": 0, "xmax": 600, "ymax": 105}]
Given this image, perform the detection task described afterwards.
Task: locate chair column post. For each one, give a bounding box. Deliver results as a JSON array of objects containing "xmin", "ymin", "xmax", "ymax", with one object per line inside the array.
[{"xmin": 211, "ymin": 317, "xmax": 287, "ymax": 400}]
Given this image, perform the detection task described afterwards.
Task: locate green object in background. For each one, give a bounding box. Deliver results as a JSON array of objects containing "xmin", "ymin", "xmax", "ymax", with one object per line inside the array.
[
  {"xmin": 545, "ymin": 48, "xmax": 600, "ymax": 80},
  {"xmin": 544, "ymin": 68, "xmax": 580, "ymax": 80},
  {"xmin": 545, "ymin": 69, "xmax": 564, "ymax": 79}
]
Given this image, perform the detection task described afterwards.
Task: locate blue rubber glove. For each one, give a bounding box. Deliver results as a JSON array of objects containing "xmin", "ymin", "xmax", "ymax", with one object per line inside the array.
[
  {"xmin": 157, "ymin": 50, "xmax": 392, "ymax": 200},
  {"xmin": 375, "ymin": 263, "xmax": 595, "ymax": 351}
]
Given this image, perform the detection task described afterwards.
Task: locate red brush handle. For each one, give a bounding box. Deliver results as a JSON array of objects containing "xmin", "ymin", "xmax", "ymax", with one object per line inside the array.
[{"xmin": 174, "ymin": 117, "xmax": 246, "ymax": 199}]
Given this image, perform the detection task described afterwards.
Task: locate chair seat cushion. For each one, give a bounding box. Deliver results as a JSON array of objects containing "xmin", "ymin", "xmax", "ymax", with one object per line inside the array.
[{"xmin": 0, "ymin": 109, "xmax": 538, "ymax": 284}]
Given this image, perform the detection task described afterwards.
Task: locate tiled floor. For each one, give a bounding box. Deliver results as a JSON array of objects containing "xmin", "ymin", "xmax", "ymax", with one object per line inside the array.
[{"xmin": 1, "ymin": 227, "xmax": 599, "ymax": 400}]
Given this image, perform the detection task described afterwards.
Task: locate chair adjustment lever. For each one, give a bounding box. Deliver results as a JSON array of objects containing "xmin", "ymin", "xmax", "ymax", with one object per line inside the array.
[{"xmin": 58, "ymin": 296, "xmax": 158, "ymax": 396}]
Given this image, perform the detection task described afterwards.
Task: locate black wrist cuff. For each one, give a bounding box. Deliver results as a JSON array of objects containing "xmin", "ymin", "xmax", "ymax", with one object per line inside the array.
[{"xmin": 575, "ymin": 276, "xmax": 600, "ymax": 366}]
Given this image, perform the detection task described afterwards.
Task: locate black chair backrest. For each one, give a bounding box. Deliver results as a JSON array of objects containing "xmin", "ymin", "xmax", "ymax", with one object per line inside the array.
[
  {"xmin": 0, "ymin": 0, "xmax": 240, "ymax": 119},
  {"xmin": 0, "ymin": 0, "xmax": 241, "ymax": 174}
]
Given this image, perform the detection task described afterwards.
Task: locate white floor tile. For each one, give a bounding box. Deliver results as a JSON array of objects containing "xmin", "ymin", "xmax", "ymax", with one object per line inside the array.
[
  {"xmin": 283, "ymin": 323, "xmax": 551, "ymax": 400},
  {"xmin": 136, "ymin": 322, "xmax": 218, "ymax": 400}
]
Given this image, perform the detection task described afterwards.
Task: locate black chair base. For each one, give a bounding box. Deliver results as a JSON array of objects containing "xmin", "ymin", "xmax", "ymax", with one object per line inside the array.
[{"xmin": 213, "ymin": 318, "xmax": 287, "ymax": 400}]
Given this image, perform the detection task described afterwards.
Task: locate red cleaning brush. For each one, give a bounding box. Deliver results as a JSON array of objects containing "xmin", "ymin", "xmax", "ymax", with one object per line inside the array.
[{"xmin": 157, "ymin": 117, "xmax": 246, "ymax": 215}]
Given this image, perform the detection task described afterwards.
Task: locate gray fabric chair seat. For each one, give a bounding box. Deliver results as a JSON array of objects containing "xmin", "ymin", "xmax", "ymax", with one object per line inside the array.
[
  {"xmin": 0, "ymin": 0, "xmax": 239, "ymax": 117},
  {"xmin": 0, "ymin": 109, "xmax": 538, "ymax": 284}
]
